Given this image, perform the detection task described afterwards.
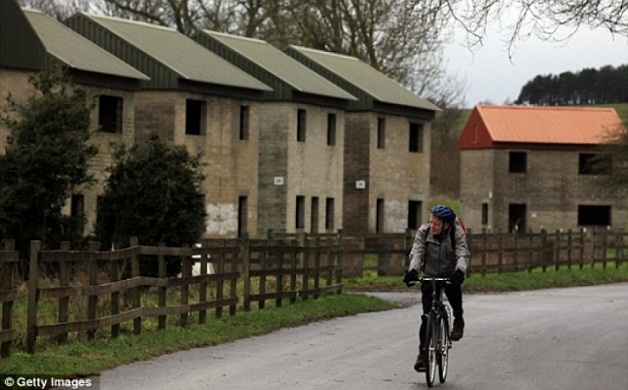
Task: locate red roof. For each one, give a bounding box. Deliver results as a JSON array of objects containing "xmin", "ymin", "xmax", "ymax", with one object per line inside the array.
[{"xmin": 458, "ymin": 105, "xmax": 624, "ymax": 149}]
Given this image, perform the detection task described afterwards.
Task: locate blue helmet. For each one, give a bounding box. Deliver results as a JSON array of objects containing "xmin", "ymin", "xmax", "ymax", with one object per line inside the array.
[{"xmin": 431, "ymin": 205, "xmax": 456, "ymax": 223}]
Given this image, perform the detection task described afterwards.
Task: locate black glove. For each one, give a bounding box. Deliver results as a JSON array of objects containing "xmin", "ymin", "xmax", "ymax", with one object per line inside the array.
[
  {"xmin": 403, "ymin": 268, "xmax": 419, "ymax": 287},
  {"xmin": 450, "ymin": 269, "xmax": 465, "ymax": 285}
]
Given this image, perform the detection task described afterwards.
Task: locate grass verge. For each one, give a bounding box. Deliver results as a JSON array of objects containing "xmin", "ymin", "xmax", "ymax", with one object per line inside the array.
[
  {"xmin": 2, "ymin": 263, "xmax": 627, "ymax": 377},
  {"xmin": 0, "ymin": 293, "xmax": 394, "ymax": 376},
  {"xmin": 343, "ymin": 262, "xmax": 628, "ymax": 292}
]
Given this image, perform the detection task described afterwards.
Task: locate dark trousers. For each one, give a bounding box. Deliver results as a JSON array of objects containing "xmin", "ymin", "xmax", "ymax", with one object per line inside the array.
[{"xmin": 418, "ymin": 279, "xmax": 463, "ymax": 351}]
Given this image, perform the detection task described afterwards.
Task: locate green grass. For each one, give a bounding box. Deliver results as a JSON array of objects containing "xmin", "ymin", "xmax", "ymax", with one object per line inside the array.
[
  {"xmin": 0, "ymin": 293, "xmax": 394, "ymax": 376},
  {"xmin": 2, "ymin": 264, "xmax": 627, "ymax": 378},
  {"xmin": 344, "ymin": 262, "xmax": 628, "ymax": 292}
]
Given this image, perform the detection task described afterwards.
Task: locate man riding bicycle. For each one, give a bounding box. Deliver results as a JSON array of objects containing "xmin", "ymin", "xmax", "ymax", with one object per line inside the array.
[{"xmin": 403, "ymin": 205, "xmax": 470, "ymax": 372}]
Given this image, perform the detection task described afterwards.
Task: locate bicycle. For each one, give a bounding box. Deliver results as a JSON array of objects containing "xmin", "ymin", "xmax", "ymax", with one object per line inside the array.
[{"xmin": 408, "ymin": 277, "xmax": 453, "ymax": 387}]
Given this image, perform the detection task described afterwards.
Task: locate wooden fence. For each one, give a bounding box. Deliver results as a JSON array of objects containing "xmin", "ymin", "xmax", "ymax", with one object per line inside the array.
[
  {"xmin": 1, "ymin": 228, "xmax": 626, "ymax": 357},
  {"xmin": 0, "ymin": 235, "xmax": 342, "ymax": 357},
  {"xmin": 339, "ymin": 228, "xmax": 628, "ymax": 277},
  {"xmin": 0, "ymin": 240, "xmax": 19, "ymax": 358}
]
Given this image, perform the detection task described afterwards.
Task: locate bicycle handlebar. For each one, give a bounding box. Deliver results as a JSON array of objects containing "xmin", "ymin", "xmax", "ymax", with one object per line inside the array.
[{"xmin": 406, "ymin": 277, "xmax": 451, "ymax": 286}]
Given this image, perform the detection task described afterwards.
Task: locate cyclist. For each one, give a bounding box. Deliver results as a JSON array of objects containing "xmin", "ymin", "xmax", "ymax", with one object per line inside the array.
[{"xmin": 403, "ymin": 205, "xmax": 470, "ymax": 372}]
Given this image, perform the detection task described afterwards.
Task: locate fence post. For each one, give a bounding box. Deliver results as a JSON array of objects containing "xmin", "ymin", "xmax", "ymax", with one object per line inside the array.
[
  {"xmin": 602, "ymin": 229, "xmax": 609, "ymax": 269},
  {"xmin": 158, "ymin": 242, "xmax": 167, "ymax": 330},
  {"xmin": 1, "ymin": 239, "xmax": 16, "ymax": 358},
  {"xmin": 579, "ymin": 228, "xmax": 587, "ymax": 269},
  {"xmin": 497, "ymin": 230, "xmax": 504, "ymax": 273},
  {"xmin": 26, "ymin": 240, "xmax": 41, "ymax": 354},
  {"xmin": 241, "ymin": 239, "xmax": 251, "ymax": 311},
  {"xmin": 110, "ymin": 245, "xmax": 121, "ymax": 339},
  {"xmin": 87, "ymin": 241, "xmax": 99, "ymax": 340},
  {"xmin": 58, "ymin": 241, "xmax": 70, "ymax": 344},
  {"xmin": 335, "ymin": 230, "xmax": 343, "ymax": 290},
  {"xmin": 566, "ymin": 229, "xmax": 573, "ymax": 270},
  {"xmin": 481, "ymin": 228, "xmax": 487, "ymax": 276},
  {"xmin": 555, "ymin": 230, "xmax": 561, "ymax": 271},
  {"xmin": 130, "ymin": 236, "xmax": 141, "ymax": 335}
]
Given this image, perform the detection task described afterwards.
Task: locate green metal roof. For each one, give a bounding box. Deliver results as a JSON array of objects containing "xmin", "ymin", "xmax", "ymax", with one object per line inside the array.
[
  {"xmin": 78, "ymin": 13, "xmax": 271, "ymax": 91},
  {"xmin": 23, "ymin": 9, "xmax": 148, "ymax": 80},
  {"xmin": 199, "ymin": 31, "xmax": 356, "ymax": 101},
  {"xmin": 0, "ymin": 1, "xmax": 46, "ymax": 70},
  {"xmin": 287, "ymin": 45, "xmax": 440, "ymax": 112}
]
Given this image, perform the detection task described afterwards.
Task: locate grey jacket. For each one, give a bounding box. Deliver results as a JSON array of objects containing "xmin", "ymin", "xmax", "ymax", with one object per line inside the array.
[{"xmin": 408, "ymin": 219, "xmax": 470, "ymax": 277}]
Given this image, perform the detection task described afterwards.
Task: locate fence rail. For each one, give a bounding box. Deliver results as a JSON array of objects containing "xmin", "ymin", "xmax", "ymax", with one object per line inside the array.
[
  {"xmin": 1, "ymin": 228, "xmax": 626, "ymax": 358},
  {"xmin": 2, "ymin": 235, "xmax": 343, "ymax": 356},
  {"xmin": 339, "ymin": 228, "xmax": 627, "ymax": 277}
]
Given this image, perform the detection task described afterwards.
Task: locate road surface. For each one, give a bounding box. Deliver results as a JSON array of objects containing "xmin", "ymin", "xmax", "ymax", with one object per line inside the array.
[{"xmin": 98, "ymin": 283, "xmax": 628, "ymax": 389}]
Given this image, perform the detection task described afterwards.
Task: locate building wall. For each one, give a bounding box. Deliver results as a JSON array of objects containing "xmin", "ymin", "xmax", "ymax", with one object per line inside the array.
[
  {"xmin": 343, "ymin": 112, "xmax": 431, "ymax": 234},
  {"xmin": 461, "ymin": 148, "xmax": 627, "ymax": 232},
  {"xmin": 0, "ymin": 69, "xmax": 138, "ymax": 236},
  {"xmin": 0, "ymin": 69, "xmax": 34, "ymax": 152},
  {"xmin": 460, "ymin": 149, "xmax": 496, "ymax": 231},
  {"xmin": 257, "ymin": 102, "xmax": 345, "ymax": 236},
  {"xmin": 135, "ymin": 91, "xmax": 261, "ymax": 238},
  {"xmin": 371, "ymin": 114, "xmax": 431, "ymax": 233},
  {"xmin": 75, "ymin": 87, "xmax": 137, "ymax": 235},
  {"xmin": 343, "ymin": 114, "xmax": 371, "ymax": 233}
]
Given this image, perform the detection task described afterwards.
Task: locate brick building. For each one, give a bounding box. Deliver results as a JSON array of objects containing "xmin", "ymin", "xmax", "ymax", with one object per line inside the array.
[
  {"xmin": 1, "ymin": 3, "xmax": 148, "ymax": 235},
  {"xmin": 65, "ymin": 13, "xmax": 272, "ymax": 238},
  {"xmin": 458, "ymin": 104, "xmax": 627, "ymax": 233},
  {"xmin": 286, "ymin": 46, "xmax": 440, "ymax": 234},
  {"xmin": 3, "ymin": 0, "xmax": 439, "ymax": 240},
  {"xmin": 193, "ymin": 31, "xmax": 356, "ymax": 236}
]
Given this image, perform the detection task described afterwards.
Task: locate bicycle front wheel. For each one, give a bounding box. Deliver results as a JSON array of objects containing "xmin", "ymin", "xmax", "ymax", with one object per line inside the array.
[
  {"xmin": 425, "ymin": 312, "xmax": 438, "ymax": 387},
  {"xmin": 438, "ymin": 312, "xmax": 451, "ymax": 383}
]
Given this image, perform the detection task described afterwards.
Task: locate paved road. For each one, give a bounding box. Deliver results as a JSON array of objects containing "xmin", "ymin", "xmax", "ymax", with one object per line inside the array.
[{"xmin": 98, "ymin": 283, "xmax": 628, "ymax": 390}]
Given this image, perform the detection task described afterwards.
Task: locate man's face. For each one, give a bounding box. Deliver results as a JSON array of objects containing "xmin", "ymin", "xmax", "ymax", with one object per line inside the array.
[{"xmin": 429, "ymin": 215, "xmax": 449, "ymax": 236}]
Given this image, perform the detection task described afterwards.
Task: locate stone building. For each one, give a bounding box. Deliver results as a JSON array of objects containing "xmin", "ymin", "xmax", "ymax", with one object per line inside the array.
[
  {"xmin": 285, "ymin": 46, "xmax": 440, "ymax": 234},
  {"xmin": 458, "ymin": 104, "xmax": 627, "ymax": 233},
  {"xmin": 193, "ymin": 31, "xmax": 356, "ymax": 236},
  {"xmin": 65, "ymin": 13, "xmax": 272, "ymax": 238},
  {"xmin": 1, "ymin": 3, "xmax": 148, "ymax": 235}
]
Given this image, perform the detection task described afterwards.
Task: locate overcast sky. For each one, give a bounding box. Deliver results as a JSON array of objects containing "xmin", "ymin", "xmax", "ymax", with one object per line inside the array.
[{"xmin": 444, "ymin": 25, "xmax": 628, "ymax": 108}]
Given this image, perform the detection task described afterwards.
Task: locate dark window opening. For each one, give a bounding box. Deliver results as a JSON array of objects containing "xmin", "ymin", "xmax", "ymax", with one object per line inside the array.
[
  {"xmin": 376, "ymin": 198, "xmax": 385, "ymax": 233},
  {"xmin": 508, "ymin": 203, "xmax": 526, "ymax": 234},
  {"xmin": 297, "ymin": 109, "xmax": 307, "ymax": 142},
  {"xmin": 311, "ymin": 197, "xmax": 319, "ymax": 233},
  {"xmin": 482, "ymin": 203, "xmax": 489, "ymax": 225},
  {"xmin": 327, "ymin": 113, "xmax": 336, "ymax": 146},
  {"xmin": 185, "ymin": 99, "xmax": 206, "ymax": 135},
  {"xmin": 377, "ymin": 117, "xmax": 386, "ymax": 149},
  {"xmin": 579, "ymin": 153, "xmax": 608, "ymax": 174},
  {"xmin": 71, "ymin": 194, "xmax": 85, "ymax": 234},
  {"xmin": 296, "ymin": 195, "xmax": 305, "ymax": 229},
  {"xmin": 509, "ymin": 151, "xmax": 527, "ymax": 173},
  {"xmin": 238, "ymin": 196, "xmax": 248, "ymax": 238},
  {"xmin": 239, "ymin": 105, "xmax": 250, "ymax": 140},
  {"xmin": 325, "ymin": 198, "xmax": 335, "ymax": 231},
  {"xmin": 408, "ymin": 200, "xmax": 422, "ymax": 230},
  {"xmin": 578, "ymin": 205, "xmax": 611, "ymax": 226},
  {"xmin": 409, "ymin": 123, "xmax": 423, "ymax": 152},
  {"xmin": 99, "ymin": 95, "xmax": 123, "ymax": 133}
]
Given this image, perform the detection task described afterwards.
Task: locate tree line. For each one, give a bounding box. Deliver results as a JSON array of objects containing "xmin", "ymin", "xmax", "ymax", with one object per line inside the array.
[{"xmin": 515, "ymin": 64, "xmax": 628, "ymax": 105}]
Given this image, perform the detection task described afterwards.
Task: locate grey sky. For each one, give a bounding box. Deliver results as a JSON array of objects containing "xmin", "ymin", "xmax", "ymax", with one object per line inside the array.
[{"xmin": 445, "ymin": 26, "xmax": 628, "ymax": 108}]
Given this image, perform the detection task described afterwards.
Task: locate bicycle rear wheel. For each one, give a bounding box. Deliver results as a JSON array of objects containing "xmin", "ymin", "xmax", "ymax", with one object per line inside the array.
[
  {"xmin": 438, "ymin": 313, "xmax": 451, "ymax": 383},
  {"xmin": 425, "ymin": 312, "xmax": 438, "ymax": 387}
]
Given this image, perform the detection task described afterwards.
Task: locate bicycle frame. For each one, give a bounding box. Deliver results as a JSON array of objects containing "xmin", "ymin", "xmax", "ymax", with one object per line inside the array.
[{"xmin": 413, "ymin": 277, "xmax": 452, "ymax": 387}]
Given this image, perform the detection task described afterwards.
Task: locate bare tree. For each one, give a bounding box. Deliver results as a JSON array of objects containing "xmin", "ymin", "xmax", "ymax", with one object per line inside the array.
[
  {"xmin": 448, "ymin": 0, "xmax": 628, "ymax": 55},
  {"xmin": 18, "ymin": 0, "xmax": 96, "ymax": 20}
]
